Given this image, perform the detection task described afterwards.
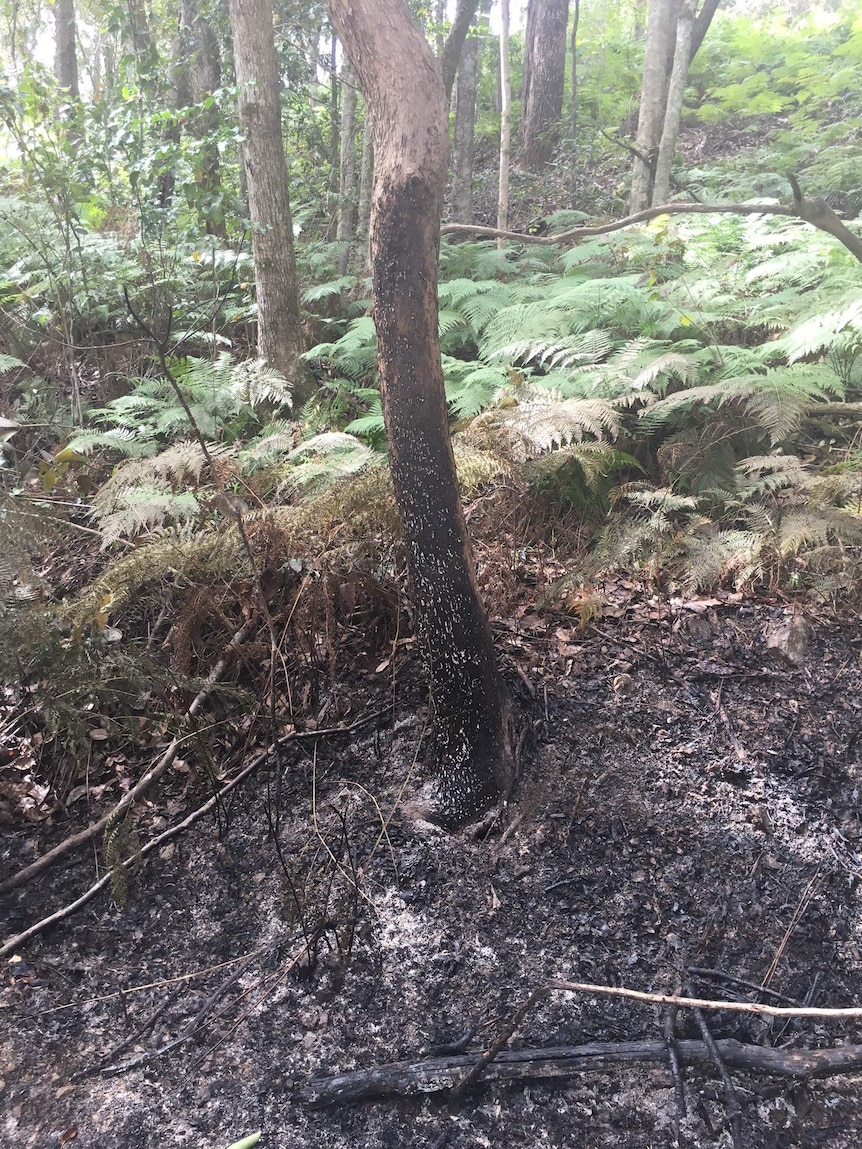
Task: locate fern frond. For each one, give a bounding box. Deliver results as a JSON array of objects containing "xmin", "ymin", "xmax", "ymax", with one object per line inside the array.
[
  {"xmin": 65, "ymin": 427, "xmax": 155, "ymax": 458},
  {"xmin": 284, "ymin": 432, "xmax": 375, "ymax": 498},
  {"xmin": 491, "ymin": 393, "xmax": 620, "ymax": 456}
]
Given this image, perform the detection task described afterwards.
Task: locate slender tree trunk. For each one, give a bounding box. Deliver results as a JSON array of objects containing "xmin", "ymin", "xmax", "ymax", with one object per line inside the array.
[
  {"xmin": 689, "ymin": 0, "xmax": 722, "ymax": 63},
  {"xmin": 440, "ymin": 0, "xmax": 480, "ymax": 102},
  {"xmin": 452, "ymin": 22, "xmax": 480, "ymax": 224},
  {"xmin": 568, "ymin": 0, "xmax": 580, "ymax": 201},
  {"xmin": 327, "ymin": 33, "xmax": 340, "ymax": 239},
  {"xmin": 652, "ymin": 0, "xmax": 695, "ymax": 206},
  {"xmin": 53, "ymin": 0, "xmax": 80, "ymax": 98},
  {"xmin": 126, "ymin": 0, "xmax": 156, "ymax": 74},
  {"xmin": 354, "ymin": 115, "xmax": 374, "ymax": 272},
  {"xmin": 337, "ymin": 64, "xmax": 359, "ymax": 274},
  {"xmin": 326, "ymin": 0, "xmax": 519, "ymax": 827},
  {"xmin": 181, "ymin": 0, "xmax": 227, "ymax": 237},
  {"xmin": 228, "ymin": 0, "xmax": 310, "ymax": 400},
  {"xmin": 497, "ymin": 0, "xmax": 511, "ymax": 250},
  {"xmin": 519, "ymin": 0, "xmax": 569, "ymax": 172},
  {"xmin": 629, "ymin": 0, "xmax": 679, "ymax": 212}
]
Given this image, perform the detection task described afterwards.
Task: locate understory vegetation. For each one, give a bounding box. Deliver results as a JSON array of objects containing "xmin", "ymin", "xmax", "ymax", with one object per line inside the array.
[{"xmin": 2, "ymin": 0, "xmax": 862, "ymax": 804}]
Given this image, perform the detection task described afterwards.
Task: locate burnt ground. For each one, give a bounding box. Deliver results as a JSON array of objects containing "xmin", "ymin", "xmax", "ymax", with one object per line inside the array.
[{"xmin": 3, "ymin": 592, "xmax": 862, "ymax": 1149}]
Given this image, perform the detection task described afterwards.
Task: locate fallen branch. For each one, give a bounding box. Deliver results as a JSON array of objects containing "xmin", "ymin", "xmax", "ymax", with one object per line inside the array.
[
  {"xmin": 441, "ymin": 184, "xmax": 862, "ymax": 264},
  {"xmin": 547, "ymin": 979, "xmax": 862, "ymax": 1020},
  {"xmin": 295, "ymin": 1038, "xmax": 862, "ymax": 1105},
  {"xmin": 0, "ymin": 621, "xmax": 254, "ymax": 898}
]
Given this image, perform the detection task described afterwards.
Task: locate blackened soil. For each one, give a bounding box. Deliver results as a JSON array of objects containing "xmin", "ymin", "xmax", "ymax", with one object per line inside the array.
[{"xmin": 3, "ymin": 596, "xmax": 862, "ymax": 1149}]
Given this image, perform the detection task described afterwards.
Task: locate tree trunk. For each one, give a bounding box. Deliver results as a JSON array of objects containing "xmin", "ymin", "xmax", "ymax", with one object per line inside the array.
[
  {"xmin": 326, "ymin": 0, "xmax": 519, "ymax": 827},
  {"xmin": 336, "ymin": 65, "xmax": 359, "ymax": 274},
  {"xmin": 452, "ymin": 20, "xmax": 480, "ymax": 224},
  {"xmin": 354, "ymin": 116, "xmax": 374, "ymax": 272},
  {"xmin": 689, "ymin": 0, "xmax": 722, "ymax": 63},
  {"xmin": 629, "ymin": 0, "xmax": 679, "ymax": 213},
  {"xmin": 53, "ymin": 0, "xmax": 80, "ymax": 98},
  {"xmin": 497, "ymin": 0, "xmax": 511, "ymax": 249},
  {"xmin": 440, "ymin": 0, "xmax": 480, "ymax": 102},
  {"xmin": 519, "ymin": 0, "xmax": 569, "ymax": 173},
  {"xmin": 327, "ymin": 33, "xmax": 340, "ymax": 239},
  {"xmin": 568, "ymin": 0, "xmax": 580, "ymax": 201},
  {"xmin": 651, "ymin": 0, "xmax": 695, "ymax": 206},
  {"xmin": 181, "ymin": 0, "xmax": 227, "ymax": 237},
  {"xmin": 228, "ymin": 0, "xmax": 310, "ymax": 400}
]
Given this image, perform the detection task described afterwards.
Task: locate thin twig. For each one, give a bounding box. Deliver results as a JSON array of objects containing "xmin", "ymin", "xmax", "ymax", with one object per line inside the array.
[
  {"xmin": 685, "ymin": 981, "xmax": 743, "ymax": 1149},
  {"xmin": 547, "ymin": 978, "xmax": 862, "ymax": 1019}
]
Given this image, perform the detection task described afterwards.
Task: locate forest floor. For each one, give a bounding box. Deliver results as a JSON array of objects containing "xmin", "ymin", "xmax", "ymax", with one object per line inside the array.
[{"xmin": 3, "ymin": 545, "xmax": 862, "ymax": 1149}]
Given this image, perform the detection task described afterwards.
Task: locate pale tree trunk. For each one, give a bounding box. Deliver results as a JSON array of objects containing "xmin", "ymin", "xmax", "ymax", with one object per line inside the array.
[
  {"xmin": 326, "ymin": 0, "xmax": 520, "ymax": 828},
  {"xmin": 327, "ymin": 33, "xmax": 339, "ymax": 238},
  {"xmin": 354, "ymin": 116, "xmax": 374, "ymax": 272},
  {"xmin": 652, "ymin": 0, "xmax": 695, "ymax": 206},
  {"xmin": 336, "ymin": 64, "xmax": 359, "ymax": 274},
  {"xmin": 434, "ymin": 0, "xmax": 446, "ymax": 56},
  {"xmin": 497, "ymin": 0, "xmax": 511, "ymax": 250},
  {"xmin": 629, "ymin": 0, "xmax": 679, "ymax": 212},
  {"xmin": 53, "ymin": 0, "xmax": 80, "ymax": 98},
  {"xmin": 519, "ymin": 0, "xmax": 569, "ymax": 172},
  {"xmin": 228, "ymin": 0, "xmax": 310, "ymax": 400},
  {"xmin": 440, "ymin": 0, "xmax": 480, "ymax": 102},
  {"xmin": 452, "ymin": 20, "xmax": 480, "ymax": 223},
  {"xmin": 568, "ymin": 0, "xmax": 580, "ymax": 201},
  {"xmin": 569, "ymin": 0, "xmax": 580, "ymax": 144}
]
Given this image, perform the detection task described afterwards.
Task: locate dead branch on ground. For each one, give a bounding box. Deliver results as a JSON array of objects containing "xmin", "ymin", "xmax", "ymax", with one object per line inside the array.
[{"xmin": 295, "ymin": 1038, "xmax": 862, "ymax": 1106}]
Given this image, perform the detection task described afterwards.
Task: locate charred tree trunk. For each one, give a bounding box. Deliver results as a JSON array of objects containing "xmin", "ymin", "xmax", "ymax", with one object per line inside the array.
[
  {"xmin": 519, "ymin": 0, "xmax": 569, "ymax": 173},
  {"xmin": 326, "ymin": 0, "xmax": 519, "ymax": 827},
  {"xmin": 629, "ymin": 0, "xmax": 679, "ymax": 212},
  {"xmin": 228, "ymin": 0, "xmax": 311, "ymax": 400},
  {"xmin": 53, "ymin": 0, "xmax": 80, "ymax": 98}
]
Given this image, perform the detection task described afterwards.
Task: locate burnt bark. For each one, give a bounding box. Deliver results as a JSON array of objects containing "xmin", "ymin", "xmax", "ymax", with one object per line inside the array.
[
  {"xmin": 326, "ymin": 0, "xmax": 519, "ymax": 827},
  {"xmin": 228, "ymin": 0, "xmax": 311, "ymax": 399},
  {"xmin": 519, "ymin": 0, "xmax": 569, "ymax": 172},
  {"xmin": 296, "ymin": 1039, "xmax": 862, "ymax": 1105}
]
